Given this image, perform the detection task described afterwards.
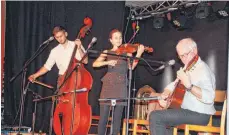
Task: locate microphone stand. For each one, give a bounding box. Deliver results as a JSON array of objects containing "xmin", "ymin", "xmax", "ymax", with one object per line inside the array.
[
  {"xmin": 10, "ymin": 40, "xmax": 52, "ymax": 83},
  {"xmin": 28, "ymin": 89, "xmax": 42, "ymax": 135},
  {"xmin": 98, "ymin": 96, "xmax": 158, "ymax": 135},
  {"xmin": 131, "ymin": 67, "xmax": 137, "ymax": 117},
  {"xmin": 88, "ymin": 50, "xmax": 143, "ymax": 135},
  {"xmin": 32, "ymin": 88, "xmax": 87, "ymax": 135},
  {"xmin": 88, "ymin": 50, "xmax": 168, "ymax": 135},
  {"xmin": 126, "ymin": 58, "xmax": 133, "ymax": 135},
  {"xmin": 9, "ymin": 40, "xmax": 52, "ymax": 135},
  {"xmin": 128, "ymin": 22, "xmax": 139, "ymax": 119}
]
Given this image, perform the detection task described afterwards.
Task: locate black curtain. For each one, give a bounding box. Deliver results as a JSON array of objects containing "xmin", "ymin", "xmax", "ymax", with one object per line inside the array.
[{"xmin": 4, "ymin": 1, "xmax": 125, "ymax": 132}]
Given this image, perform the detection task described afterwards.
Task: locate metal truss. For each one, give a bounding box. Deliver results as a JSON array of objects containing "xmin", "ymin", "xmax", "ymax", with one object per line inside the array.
[{"xmin": 127, "ymin": 1, "xmax": 201, "ymax": 20}]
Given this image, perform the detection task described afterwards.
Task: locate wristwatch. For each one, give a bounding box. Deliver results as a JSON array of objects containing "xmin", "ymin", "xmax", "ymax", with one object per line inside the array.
[{"xmin": 186, "ymin": 84, "xmax": 193, "ymax": 91}]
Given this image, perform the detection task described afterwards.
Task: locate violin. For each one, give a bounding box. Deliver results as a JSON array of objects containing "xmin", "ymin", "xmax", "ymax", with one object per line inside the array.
[{"xmin": 115, "ymin": 43, "xmax": 153, "ymax": 55}]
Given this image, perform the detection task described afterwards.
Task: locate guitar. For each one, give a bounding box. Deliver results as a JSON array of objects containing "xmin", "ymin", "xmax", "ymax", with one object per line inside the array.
[{"xmin": 166, "ymin": 55, "xmax": 199, "ymax": 109}]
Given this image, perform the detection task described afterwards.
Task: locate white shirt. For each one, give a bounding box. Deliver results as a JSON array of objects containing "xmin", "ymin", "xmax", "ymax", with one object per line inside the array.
[
  {"xmin": 165, "ymin": 57, "xmax": 216, "ymax": 115},
  {"xmin": 44, "ymin": 40, "xmax": 86, "ymax": 75}
]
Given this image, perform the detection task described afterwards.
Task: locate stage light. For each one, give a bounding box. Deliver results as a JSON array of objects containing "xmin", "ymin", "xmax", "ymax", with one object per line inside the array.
[
  {"xmin": 195, "ymin": 2, "xmax": 212, "ymax": 19},
  {"xmin": 217, "ymin": 10, "xmax": 228, "ymax": 17},
  {"xmin": 153, "ymin": 17, "xmax": 164, "ymax": 29},
  {"xmin": 168, "ymin": 9, "xmax": 194, "ymax": 31},
  {"xmin": 216, "ymin": 2, "xmax": 229, "ymax": 19}
]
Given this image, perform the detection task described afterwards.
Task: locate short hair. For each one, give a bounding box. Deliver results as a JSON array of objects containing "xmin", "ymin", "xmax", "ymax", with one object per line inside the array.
[
  {"xmin": 188, "ymin": 38, "xmax": 197, "ymax": 48},
  {"xmin": 177, "ymin": 38, "xmax": 197, "ymax": 49},
  {"xmin": 52, "ymin": 26, "xmax": 66, "ymax": 36}
]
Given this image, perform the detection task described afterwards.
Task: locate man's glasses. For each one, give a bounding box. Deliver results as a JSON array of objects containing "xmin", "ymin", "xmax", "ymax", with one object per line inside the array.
[{"xmin": 178, "ymin": 50, "xmax": 192, "ymax": 59}]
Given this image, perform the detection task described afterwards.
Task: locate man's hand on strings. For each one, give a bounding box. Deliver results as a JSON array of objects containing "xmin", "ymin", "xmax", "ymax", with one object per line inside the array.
[
  {"xmin": 177, "ymin": 67, "xmax": 192, "ymax": 88},
  {"xmin": 75, "ymin": 39, "xmax": 82, "ymax": 49},
  {"xmin": 158, "ymin": 90, "xmax": 170, "ymax": 108}
]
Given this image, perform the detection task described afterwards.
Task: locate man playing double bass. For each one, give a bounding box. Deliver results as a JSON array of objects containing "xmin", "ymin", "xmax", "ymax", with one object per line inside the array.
[
  {"xmin": 28, "ymin": 26, "xmax": 88, "ymax": 82},
  {"xmin": 149, "ymin": 38, "xmax": 216, "ymax": 135}
]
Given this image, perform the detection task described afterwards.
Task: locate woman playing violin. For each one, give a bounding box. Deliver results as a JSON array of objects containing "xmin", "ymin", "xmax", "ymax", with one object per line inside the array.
[{"xmin": 93, "ymin": 29, "xmax": 144, "ymax": 135}]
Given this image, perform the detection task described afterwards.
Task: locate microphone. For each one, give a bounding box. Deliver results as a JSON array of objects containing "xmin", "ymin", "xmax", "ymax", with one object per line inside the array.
[
  {"xmin": 40, "ymin": 36, "xmax": 54, "ymax": 47},
  {"xmin": 87, "ymin": 37, "xmax": 97, "ymax": 49},
  {"xmin": 42, "ymin": 36, "xmax": 54, "ymax": 44},
  {"xmin": 155, "ymin": 59, "xmax": 175, "ymax": 71}
]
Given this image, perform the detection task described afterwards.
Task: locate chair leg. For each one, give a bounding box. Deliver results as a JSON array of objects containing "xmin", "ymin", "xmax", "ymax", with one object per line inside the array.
[
  {"xmin": 122, "ymin": 121, "xmax": 126, "ymax": 135},
  {"xmin": 133, "ymin": 120, "xmax": 137, "ymax": 135},
  {"xmin": 184, "ymin": 125, "xmax": 189, "ymax": 135},
  {"xmin": 173, "ymin": 127, "xmax": 178, "ymax": 135}
]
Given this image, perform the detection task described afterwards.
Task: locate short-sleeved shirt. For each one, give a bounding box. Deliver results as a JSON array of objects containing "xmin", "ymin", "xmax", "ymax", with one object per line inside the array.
[{"xmin": 44, "ymin": 40, "xmax": 86, "ymax": 75}]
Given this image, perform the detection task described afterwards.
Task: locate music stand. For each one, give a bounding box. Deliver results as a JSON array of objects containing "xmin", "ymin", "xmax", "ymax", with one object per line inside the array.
[
  {"xmin": 88, "ymin": 49, "xmax": 165, "ymax": 135},
  {"xmin": 89, "ymin": 50, "xmax": 141, "ymax": 135},
  {"xmin": 33, "ymin": 88, "xmax": 87, "ymax": 135},
  {"xmin": 99, "ymin": 96, "xmax": 158, "ymax": 135}
]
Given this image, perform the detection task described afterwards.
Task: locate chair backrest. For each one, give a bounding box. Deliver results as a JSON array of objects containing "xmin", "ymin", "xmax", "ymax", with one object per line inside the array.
[
  {"xmin": 220, "ymin": 98, "xmax": 227, "ymax": 135},
  {"xmin": 173, "ymin": 90, "xmax": 227, "ymax": 135},
  {"xmin": 214, "ymin": 90, "xmax": 226, "ymax": 102},
  {"xmin": 214, "ymin": 90, "xmax": 227, "ymax": 135},
  {"xmin": 206, "ymin": 90, "xmax": 226, "ymax": 126}
]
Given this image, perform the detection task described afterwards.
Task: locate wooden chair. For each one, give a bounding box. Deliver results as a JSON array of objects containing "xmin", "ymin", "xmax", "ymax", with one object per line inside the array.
[
  {"xmin": 122, "ymin": 119, "xmax": 150, "ymax": 135},
  {"xmin": 90, "ymin": 116, "xmax": 122, "ymax": 135},
  {"xmin": 173, "ymin": 90, "xmax": 227, "ymax": 135},
  {"xmin": 90, "ymin": 115, "xmax": 112, "ymax": 128}
]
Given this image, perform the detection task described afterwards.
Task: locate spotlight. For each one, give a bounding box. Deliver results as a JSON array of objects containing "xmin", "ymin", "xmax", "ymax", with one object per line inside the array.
[
  {"xmin": 153, "ymin": 17, "xmax": 164, "ymax": 29},
  {"xmin": 216, "ymin": 2, "xmax": 229, "ymax": 19},
  {"xmin": 195, "ymin": 2, "xmax": 212, "ymax": 19},
  {"xmin": 169, "ymin": 9, "xmax": 194, "ymax": 31},
  {"xmin": 216, "ymin": 10, "xmax": 228, "ymax": 18}
]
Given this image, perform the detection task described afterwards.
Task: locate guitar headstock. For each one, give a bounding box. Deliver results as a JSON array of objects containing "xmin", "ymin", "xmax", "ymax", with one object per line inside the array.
[{"xmin": 144, "ymin": 46, "xmax": 154, "ymax": 53}]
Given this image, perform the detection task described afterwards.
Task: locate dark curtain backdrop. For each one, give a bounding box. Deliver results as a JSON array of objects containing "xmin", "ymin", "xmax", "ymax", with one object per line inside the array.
[
  {"xmin": 4, "ymin": 1, "xmax": 228, "ymax": 134},
  {"xmin": 4, "ymin": 1, "xmax": 125, "ymax": 132}
]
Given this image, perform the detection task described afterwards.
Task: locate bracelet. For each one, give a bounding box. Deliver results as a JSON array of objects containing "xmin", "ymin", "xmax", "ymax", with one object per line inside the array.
[{"xmin": 186, "ymin": 84, "xmax": 193, "ymax": 91}]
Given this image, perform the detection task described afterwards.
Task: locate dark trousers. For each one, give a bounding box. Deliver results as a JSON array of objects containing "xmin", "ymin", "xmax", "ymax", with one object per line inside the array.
[
  {"xmin": 98, "ymin": 104, "xmax": 124, "ymax": 135},
  {"xmin": 149, "ymin": 108, "xmax": 211, "ymax": 135}
]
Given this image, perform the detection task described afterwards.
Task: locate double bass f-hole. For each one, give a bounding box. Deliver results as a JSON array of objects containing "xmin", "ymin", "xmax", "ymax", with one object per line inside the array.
[{"xmin": 53, "ymin": 17, "xmax": 93, "ymax": 135}]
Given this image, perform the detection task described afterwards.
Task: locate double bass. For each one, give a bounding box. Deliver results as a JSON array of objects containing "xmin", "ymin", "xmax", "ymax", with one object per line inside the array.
[{"xmin": 53, "ymin": 17, "xmax": 93, "ymax": 135}]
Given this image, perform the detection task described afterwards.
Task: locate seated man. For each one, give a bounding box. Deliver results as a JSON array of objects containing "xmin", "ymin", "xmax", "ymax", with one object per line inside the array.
[{"xmin": 149, "ymin": 38, "xmax": 216, "ymax": 135}]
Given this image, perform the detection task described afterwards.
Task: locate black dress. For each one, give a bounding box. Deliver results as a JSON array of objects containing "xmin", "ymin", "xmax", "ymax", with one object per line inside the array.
[{"xmin": 100, "ymin": 51, "xmax": 128, "ymax": 106}]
